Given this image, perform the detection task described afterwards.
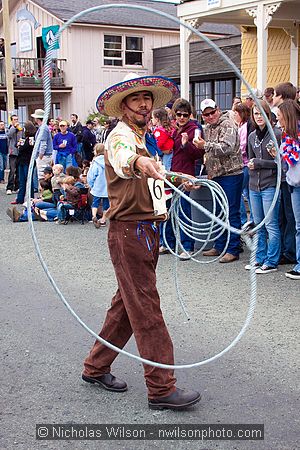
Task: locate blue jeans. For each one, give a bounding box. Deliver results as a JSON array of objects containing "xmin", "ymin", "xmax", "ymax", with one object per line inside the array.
[
  {"xmin": 35, "ymin": 201, "xmax": 55, "ymax": 209},
  {"xmin": 56, "ymin": 153, "xmax": 73, "ymax": 172},
  {"xmin": 57, "ymin": 202, "xmax": 74, "ymax": 220},
  {"xmin": 0, "ymin": 152, "xmax": 7, "ymax": 181},
  {"xmin": 77, "ymin": 142, "xmax": 84, "ymax": 160},
  {"xmin": 279, "ymin": 181, "xmax": 296, "ymax": 262},
  {"xmin": 35, "ymin": 201, "xmax": 57, "ymax": 221},
  {"xmin": 92, "ymin": 196, "xmax": 109, "ymax": 210},
  {"xmin": 290, "ymin": 186, "xmax": 300, "ymax": 272},
  {"xmin": 214, "ymin": 173, "xmax": 243, "ymax": 256},
  {"xmin": 250, "ymin": 187, "xmax": 281, "ymax": 267},
  {"xmin": 240, "ymin": 166, "xmax": 253, "ymax": 225},
  {"xmin": 162, "ymin": 153, "xmax": 173, "ymax": 171},
  {"xmin": 16, "ymin": 163, "xmax": 34, "ymax": 203}
]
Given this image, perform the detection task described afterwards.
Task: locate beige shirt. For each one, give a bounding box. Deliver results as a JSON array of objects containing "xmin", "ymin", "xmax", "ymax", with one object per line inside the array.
[{"xmin": 105, "ymin": 121, "xmax": 166, "ymax": 222}]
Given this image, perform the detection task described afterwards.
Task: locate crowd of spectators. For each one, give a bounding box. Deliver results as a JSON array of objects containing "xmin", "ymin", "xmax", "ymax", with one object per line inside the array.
[{"xmin": 3, "ymin": 81, "xmax": 300, "ymax": 279}]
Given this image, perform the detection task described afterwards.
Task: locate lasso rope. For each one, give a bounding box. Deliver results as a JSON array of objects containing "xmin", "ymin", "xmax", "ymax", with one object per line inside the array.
[{"xmin": 25, "ymin": 4, "xmax": 281, "ymax": 370}]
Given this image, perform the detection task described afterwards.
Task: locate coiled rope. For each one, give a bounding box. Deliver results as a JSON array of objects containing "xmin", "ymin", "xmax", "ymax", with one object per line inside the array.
[{"xmin": 25, "ymin": 4, "xmax": 281, "ymax": 370}]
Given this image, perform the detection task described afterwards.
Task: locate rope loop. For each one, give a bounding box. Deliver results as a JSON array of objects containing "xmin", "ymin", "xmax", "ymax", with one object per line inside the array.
[{"xmin": 24, "ymin": 3, "xmax": 280, "ymax": 370}]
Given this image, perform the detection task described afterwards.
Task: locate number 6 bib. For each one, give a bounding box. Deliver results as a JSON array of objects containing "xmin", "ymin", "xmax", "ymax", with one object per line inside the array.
[{"xmin": 147, "ymin": 178, "xmax": 167, "ymax": 216}]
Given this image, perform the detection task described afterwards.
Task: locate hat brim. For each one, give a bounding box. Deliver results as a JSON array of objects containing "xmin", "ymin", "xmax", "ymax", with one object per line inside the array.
[
  {"xmin": 31, "ymin": 114, "xmax": 44, "ymax": 118},
  {"xmin": 96, "ymin": 76, "xmax": 179, "ymax": 117}
]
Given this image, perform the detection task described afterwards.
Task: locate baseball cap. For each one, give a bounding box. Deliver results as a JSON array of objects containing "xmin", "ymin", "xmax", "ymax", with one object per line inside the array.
[{"xmin": 200, "ymin": 99, "xmax": 217, "ymax": 112}]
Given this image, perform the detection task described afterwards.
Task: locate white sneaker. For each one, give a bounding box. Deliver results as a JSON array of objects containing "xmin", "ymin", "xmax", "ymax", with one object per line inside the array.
[
  {"xmin": 255, "ymin": 264, "xmax": 278, "ymax": 274},
  {"xmin": 6, "ymin": 189, "xmax": 12, "ymax": 195},
  {"xmin": 179, "ymin": 251, "xmax": 192, "ymax": 260},
  {"xmin": 159, "ymin": 246, "xmax": 170, "ymax": 254}
]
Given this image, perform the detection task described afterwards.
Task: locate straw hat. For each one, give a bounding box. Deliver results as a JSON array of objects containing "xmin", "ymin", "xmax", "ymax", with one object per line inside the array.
[
  {"xmin": 31, "ymin": 108, "xmax": 45, "ymax": 119},
  {"xmin": 96, "ymin": 73, "xmax": 179, "ymax": 117}
]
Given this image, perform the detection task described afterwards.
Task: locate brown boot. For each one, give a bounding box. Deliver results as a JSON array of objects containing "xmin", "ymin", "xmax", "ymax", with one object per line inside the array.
[
  {"xmin": 202, "ymin": 247, "xmax": 220, "ymax": 257},
  {"xmin": 148, "ymin": 388, "xmax": 201, "ymax": 410},
  {"xmin": 219, "ymin": 253, "xmax": 239, "ymax": 263},
  {"xmin": 6, "ymin": 207, "xmax": 21, "ymax": 222},
  {"xmin": 82, "ymin": 373, "xmax": 127, "ymax": 392}
]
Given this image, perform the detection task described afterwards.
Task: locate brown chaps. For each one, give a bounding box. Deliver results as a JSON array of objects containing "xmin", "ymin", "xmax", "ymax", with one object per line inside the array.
[{"xmin": 83, "ymin": 220, "xmax": 176, "ymax": 399}]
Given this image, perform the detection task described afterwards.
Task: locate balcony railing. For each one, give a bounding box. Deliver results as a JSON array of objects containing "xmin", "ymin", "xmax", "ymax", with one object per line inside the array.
[{"xmin": 0, "ymin": 57, "xmax": 67, "ymax": 88}]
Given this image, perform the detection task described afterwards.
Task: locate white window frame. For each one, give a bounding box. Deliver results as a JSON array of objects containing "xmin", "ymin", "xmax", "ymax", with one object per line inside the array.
[{"xmin": 103, "ymin": 34, "xmax": 144, "ymax": 67}]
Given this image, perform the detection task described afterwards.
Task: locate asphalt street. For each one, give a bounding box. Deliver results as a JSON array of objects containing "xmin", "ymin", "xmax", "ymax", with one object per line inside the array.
[{"xmin": 0, "ymin": 183, "xmax": 299, "ymax": 450}]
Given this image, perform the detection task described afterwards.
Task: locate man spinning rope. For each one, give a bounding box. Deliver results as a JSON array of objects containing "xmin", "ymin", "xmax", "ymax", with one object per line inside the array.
[{"xmin": 82, "ymin": 73, "xmax": 201, "ymax": 410}]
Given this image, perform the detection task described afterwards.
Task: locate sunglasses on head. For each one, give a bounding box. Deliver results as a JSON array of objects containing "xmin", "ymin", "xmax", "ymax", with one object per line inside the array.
[
  {"xmin": 176, "ymin": 112, "xmax": 189, "ymax": 118},
  {"xmin": 202, "ymin": 109, "xmax": 217, "ymax": 118}
]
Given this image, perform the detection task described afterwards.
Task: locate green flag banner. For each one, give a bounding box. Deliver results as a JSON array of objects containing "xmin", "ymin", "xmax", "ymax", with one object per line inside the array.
[{"xmin": 42, "ymin": 25, "xmax": 60, "ymax": 50}]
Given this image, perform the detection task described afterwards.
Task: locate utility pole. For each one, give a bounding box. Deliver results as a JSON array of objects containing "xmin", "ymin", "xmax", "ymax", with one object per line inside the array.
[{"xmin": 3, "ymin": 0, "xmax": 15, "ymax": 117}]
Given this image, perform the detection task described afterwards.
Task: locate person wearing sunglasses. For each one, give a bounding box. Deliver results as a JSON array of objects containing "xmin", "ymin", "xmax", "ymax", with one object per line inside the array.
[
  {"xmin": 193, "ymin": 98, "xmax": 243, "ymax": 263},
  {"xmin": 169, "ymin": 98, "xmax": 204, "ymax": 259}
]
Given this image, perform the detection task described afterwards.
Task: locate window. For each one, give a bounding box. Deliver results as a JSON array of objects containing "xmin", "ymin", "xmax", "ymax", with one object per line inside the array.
[
  {"xmin": 104, "ymin": 35, "xmax": 143, "ymax": 66},
  {"xmin": 235, "ymin": 78, "xmax": 241, "ymax": 98},
  {"xmin": 52, "ymin": 103, "xmax": 61, "ymax": 119},
  {"xmin": 125, "ymin": 37, "xmax": 143, "ymax": 65},
  {"xmin": 194, "ymin": 81, "xmax": 212, "ymax": 114},
  {"xmin": 104, "ymin": 35, "xmax": 122, "ymax": 66},
  {"xmin": 214, "ymin": 80, "xmax": 233, "ymax": 110}
]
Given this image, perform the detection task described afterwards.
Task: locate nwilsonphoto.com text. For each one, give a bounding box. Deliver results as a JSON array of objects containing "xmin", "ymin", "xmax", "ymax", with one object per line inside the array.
[{"xmin": 36, "ymin": 424, "xmax": 264, "ymax": 441}]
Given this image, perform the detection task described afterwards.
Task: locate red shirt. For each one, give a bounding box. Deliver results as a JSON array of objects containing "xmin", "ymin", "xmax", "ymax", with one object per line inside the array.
[{"xmin": 153, "ymin": 126, "xmax": 174, "ymax": 154}]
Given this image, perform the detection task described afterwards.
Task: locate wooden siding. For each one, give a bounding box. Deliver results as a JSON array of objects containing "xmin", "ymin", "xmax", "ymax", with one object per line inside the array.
[
  {"xmin": 0, "ymin": 0, "xmax": 179, "ymax": 120},
  {"xmin": 267, "ymin": 29, "xmax": 291, "ymax": 86},
  {"xmin": 6, "ymin": 1, "xmax": 62, "ymax": 59},
  {"xmin": 60, "ymin": 25, "xmax": 179, "ymax": 119},
  {"xmin": 241, "ymin": 27, "xmax": 299, "ymax": 92},
  {"xmin": 241, "ymin": 28, "xmax": 257, "ymax": 90}
]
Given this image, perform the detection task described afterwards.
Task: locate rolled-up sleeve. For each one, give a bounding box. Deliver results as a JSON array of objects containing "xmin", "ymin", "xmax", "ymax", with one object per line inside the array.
[{"xmin": 106, "ymin": 133, "xmax": 140, "ymax": 179}]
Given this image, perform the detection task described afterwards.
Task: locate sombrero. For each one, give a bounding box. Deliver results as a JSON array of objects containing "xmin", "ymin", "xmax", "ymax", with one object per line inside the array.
[{"xmin": 96, "ymin": 72, "xmax": 179, "ymax": 117}]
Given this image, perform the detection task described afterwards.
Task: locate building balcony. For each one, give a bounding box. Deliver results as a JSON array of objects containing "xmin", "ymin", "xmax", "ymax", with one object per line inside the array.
[{"xmin": 0, "ymin": 57, "xmax": 68, "ymax": 89}]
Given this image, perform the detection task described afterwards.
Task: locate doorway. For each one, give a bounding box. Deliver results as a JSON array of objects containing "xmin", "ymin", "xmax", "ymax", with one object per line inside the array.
[{"xmin": 36, "ymin": 36, "xmax": 46, "ymax": 75}]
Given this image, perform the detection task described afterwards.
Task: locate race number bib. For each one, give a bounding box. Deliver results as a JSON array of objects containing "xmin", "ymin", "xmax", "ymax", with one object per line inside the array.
[{"xmin": 147, "ymin": 178, "xmax": 167, "ymax": 216}]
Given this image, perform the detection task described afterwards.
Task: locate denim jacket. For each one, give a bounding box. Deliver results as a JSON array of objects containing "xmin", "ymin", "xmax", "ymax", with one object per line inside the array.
[{"xmin": 35, "ymin": 125, "xmax": 53, "ymax": 158}]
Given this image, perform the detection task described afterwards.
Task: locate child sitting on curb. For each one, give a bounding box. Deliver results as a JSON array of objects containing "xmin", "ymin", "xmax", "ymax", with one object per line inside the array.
[
  {"xmin": 57, "ymin": 176, "xmax": 81, "ymax": 224},
  {"xmin": 51, "ymin": 164, "xmax": 66, "ymax": 204}
]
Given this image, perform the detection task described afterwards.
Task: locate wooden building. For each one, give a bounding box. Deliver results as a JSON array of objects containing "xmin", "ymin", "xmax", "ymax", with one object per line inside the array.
[
  {"xmin": 177, "ymin": 0, "xmax": 300, "ymax": 99},
  {"xmin": 0, "ymin": 0, "xmax": 181, "ymax": 122}
]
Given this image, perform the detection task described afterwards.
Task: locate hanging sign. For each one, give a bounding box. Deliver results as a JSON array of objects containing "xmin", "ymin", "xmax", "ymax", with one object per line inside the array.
[
  {"xmin": 207, "ymin": 0, "xmax": 221, "ymax": 9},
  {"xmin": 19, "ymin": 21, "xmax": 32, "ymax": 52},
  {"xmin": 42, "ymin": 25, "xmax": 60, "ymax": 50}
]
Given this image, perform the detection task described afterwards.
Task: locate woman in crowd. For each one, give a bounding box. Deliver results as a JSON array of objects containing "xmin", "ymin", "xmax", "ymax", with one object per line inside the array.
[
  {"xmin": 277, "ymin": 100, "xmax": 300, "ymax": 279},
  {"xmin": 247, "ymin": 100, "xmax": 282, "ymax": 273},
  {"xmin": 233, "ymin": 102, "xmax": 252, "ymax": 226},
  {"xmin": 12, "ymin": 121, "xmax": 36, "ymax": 204}
]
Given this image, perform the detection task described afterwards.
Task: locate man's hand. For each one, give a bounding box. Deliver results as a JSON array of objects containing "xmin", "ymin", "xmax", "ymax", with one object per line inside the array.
[
  {"xmin": 193, "ymin": 136, "xmax": 205, "ymax": 149},
  {"xmin": 181, "ymin": 132, "xmax": 189, "ymax": 146},
  {"xmin": 135, "ymin": 156, "xmax": 164, "ymax": 180},
  {"xmin": 183, "ymin": 176, "xmax": 201, "ymax": 192}
]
